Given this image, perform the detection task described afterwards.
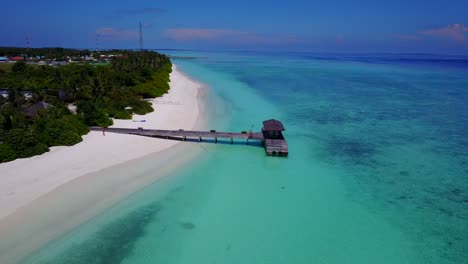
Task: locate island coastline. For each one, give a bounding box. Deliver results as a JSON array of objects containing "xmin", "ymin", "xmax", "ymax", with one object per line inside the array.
[{"xmin": 0, "ymin": 64, "xmax": 211, "ymax": 263}]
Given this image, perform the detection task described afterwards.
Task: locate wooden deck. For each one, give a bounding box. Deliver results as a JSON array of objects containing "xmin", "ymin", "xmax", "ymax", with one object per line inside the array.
[
  {"xmin": 90, "ymin": 121, "xmax": 288, "ymax": 157},
  {"xmin": 264, "ymin": 139, "xmax": 289, "ymax": 156},
  {"xmin": 91, "ymin": 127, "xmax": 264, "ymax": 141}
]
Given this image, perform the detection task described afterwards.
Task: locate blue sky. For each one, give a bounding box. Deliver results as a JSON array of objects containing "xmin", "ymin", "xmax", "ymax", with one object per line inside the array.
[{"xmin": 2, "ymin": 0, "xmax": 468, "ymax": 54}]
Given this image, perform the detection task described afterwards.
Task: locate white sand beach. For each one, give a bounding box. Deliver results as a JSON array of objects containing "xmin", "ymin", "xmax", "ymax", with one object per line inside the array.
[
  {"xmin": 0, "ymin": 64, "xmax": 211, "ymax": 263},
  {"xmin": 0, "ymin": 64, "xmax": 205, "ymax": 220}
]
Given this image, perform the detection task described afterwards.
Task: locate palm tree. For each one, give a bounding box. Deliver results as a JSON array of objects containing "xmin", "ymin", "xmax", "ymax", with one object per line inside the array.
[{"xmin": 0, "ymin": 104, "xmax": 19, "ymax": 130}]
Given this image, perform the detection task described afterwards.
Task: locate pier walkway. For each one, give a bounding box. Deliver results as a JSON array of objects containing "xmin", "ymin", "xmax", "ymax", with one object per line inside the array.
[{"xmin": 90, "ymin": 119, "xmax": 288, "ymax": 156}]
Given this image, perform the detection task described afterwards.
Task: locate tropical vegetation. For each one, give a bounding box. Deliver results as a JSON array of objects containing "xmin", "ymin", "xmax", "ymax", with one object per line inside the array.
[{"xmin": 0, "ymin": 48, "xmax": 172, "ymax": 162}]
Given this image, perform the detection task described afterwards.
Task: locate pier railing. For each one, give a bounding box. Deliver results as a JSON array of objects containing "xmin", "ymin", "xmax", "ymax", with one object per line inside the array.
[{"xmin": 90, "ymin": 127, "xmax": 264, "ymax": 142}]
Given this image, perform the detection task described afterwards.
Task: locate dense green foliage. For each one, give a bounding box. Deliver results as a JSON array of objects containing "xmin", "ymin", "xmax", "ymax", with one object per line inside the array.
[
  {"xmin": 5, "ymin": 128, "xmax": 49, "ymax": 158},
  {"xmin": 36, "ymin": 118, "xmax": 84, "ymax": 146},
  {"xmin": 134, "ymin": 70, "xmax": 171, "ymax": 98},
  {"xmin": 0, "ymin": 48, "xmax": 172, "ymax": 163},
  {"xmin": 0, "ymin": 143, "xmax": 16, "ymax": 162}
]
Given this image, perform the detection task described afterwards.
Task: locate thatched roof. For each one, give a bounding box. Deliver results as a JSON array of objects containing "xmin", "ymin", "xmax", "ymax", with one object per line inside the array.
[
  {"xmin": 263, "ymin": 119, "xmax": 285, "ymax": 131},
  {"xmin": 23, "ymin": 101, "xmax": 52, "ymax": 117}
]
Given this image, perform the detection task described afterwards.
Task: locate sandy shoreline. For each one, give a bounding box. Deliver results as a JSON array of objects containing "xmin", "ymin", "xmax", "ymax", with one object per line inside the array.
[
  {"xmin": 0, "ymin": 64, "xmax": 209, "ymax": 263},
  {"xmin": 0, "ymin": 64, "xmax": 203, "ymax": 220}
]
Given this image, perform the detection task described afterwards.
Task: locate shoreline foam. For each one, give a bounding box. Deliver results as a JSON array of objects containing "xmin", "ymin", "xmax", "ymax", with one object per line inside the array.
[{"xmin": 0, "ymin": 64, "xmax": 210, "ymax": 263}]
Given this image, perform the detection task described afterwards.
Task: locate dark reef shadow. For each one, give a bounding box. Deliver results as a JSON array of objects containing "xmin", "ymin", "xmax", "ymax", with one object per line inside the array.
[{"xmin": 37, "ymin": 202, "xmax": 162, "ymax": 264}]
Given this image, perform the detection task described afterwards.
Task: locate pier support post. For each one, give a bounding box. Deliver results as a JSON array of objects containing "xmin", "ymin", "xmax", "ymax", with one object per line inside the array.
[
  {"xmin": 215, "ymin": 137, "xmax": 218, "ymax": 143},
  {"xmin": 199, "ymin": 137, "xmax": 202, "ymax": 142},
  {"xmin": 183, "ymin": 136, "xmax": 186, "ymax": 141},
  {"xmin": 231, "ymin": 138, "xmax": 233, "ymax": 144},
  {"xmin": 247, "ymin": 138, "xmax": 249, "ymax": 145}
]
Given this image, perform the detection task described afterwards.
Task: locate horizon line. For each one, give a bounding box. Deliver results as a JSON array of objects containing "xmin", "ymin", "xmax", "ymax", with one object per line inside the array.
[{"xmin": 1, "ymin": 46, "xmax": 468, "ymax": 57}]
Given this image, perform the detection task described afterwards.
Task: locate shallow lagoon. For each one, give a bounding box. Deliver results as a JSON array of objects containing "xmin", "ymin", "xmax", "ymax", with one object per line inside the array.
[{"xmin": 24, "ymin": 52, "xmax": 468, "ymax": 264}]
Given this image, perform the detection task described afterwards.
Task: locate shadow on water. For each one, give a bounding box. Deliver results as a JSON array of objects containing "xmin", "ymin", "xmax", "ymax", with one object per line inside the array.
[{"xmin": 144, "ymin": 135, "xmax": 265, "ymax": 148}]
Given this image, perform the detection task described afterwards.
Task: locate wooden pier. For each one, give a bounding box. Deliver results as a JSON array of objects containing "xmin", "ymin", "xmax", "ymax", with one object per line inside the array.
[{"xmin": 91, "ymin": 119, "xmax": 288, "ymax": 156}]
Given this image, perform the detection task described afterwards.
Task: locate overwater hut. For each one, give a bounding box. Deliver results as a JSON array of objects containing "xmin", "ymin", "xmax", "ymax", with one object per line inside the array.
[{"xmin": 262, "ymin": 119, "xmax": 288, "ymax": 156}]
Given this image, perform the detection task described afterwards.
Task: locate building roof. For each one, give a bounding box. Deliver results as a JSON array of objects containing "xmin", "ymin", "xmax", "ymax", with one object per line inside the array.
[
  {"xmin": 263, "ymin": 119, "xmax": 285, "ymax": 131},
  {"xmin": 10, "ymin": 56, "xmax": 24, "ymax": 61},
  {"xmin": 23, "ymin": 101, "xmax": 52, "ymax": 117}
]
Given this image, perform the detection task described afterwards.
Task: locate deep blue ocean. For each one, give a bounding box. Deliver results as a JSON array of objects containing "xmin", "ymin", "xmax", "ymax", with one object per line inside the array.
[{"xmin": 24, "ymin": 51, "xmax": 468, "ymax": 263}]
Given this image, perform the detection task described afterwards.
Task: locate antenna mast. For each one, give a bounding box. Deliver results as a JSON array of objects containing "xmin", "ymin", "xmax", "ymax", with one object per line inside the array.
[
  {"xmin": 25, "ymin": 34, "xmax": 30, "ymax": 48},
  {"xmin": 95, "ymin": 33, "xmax": 100, "ymax": 52},
  {"xmin": 139, "ymin": 22, "xmax": 144, "ymax": 51}
]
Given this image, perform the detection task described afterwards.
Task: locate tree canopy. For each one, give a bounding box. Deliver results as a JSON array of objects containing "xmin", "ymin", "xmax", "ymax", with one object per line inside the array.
[{"xmin": 0, "ymin": 48, "xmax": 172, "ymax": 163}]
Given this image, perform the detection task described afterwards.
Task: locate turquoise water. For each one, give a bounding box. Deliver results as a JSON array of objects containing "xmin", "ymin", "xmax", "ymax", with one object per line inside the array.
[{"xmin": 23, "ymin": 52, "xmax": 468, "ymax": 263}]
